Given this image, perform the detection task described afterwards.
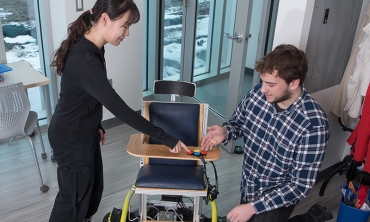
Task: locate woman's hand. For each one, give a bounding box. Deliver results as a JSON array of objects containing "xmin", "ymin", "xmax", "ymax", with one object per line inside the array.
[
  {"xmin": 99, "ymin": 129, "xmax": 106, "ymax": 145},
  {"xmin": 169, "ymin": 140, "xmax": 190, "ymax": 153}
]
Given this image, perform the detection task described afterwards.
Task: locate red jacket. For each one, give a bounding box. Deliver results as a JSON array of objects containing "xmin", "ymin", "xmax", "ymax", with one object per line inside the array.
[{"xmin": 347, "ymin": 83, "xmax": 370, "ymax": 172}]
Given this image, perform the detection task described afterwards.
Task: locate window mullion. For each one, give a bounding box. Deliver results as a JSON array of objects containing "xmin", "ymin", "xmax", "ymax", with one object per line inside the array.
[
  {"xmin": 0, "ymin": 18, "xmax": 7, "ymax": 64},
  {"xmin": 181, "ymin": 0, "xmax": 197, "ymax": 83}
]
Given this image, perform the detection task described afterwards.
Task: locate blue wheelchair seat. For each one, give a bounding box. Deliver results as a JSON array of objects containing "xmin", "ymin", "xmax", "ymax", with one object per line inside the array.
[{"xmin": 136, "ymin": 164, "xmax": 206, "ymax": 190}]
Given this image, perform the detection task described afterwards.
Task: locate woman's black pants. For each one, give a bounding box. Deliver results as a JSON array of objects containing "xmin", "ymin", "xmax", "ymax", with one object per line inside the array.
[{"xmin": 48, "ymin": 133, "xmax": 103, "ymax": 222}]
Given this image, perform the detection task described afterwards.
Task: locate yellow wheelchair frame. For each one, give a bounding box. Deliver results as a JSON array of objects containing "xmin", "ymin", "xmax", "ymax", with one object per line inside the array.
[
  {"xmin": 103, "ymin": 132, "xmax": 221, "ymax": 222},
  {"xmin": 103, "ymin": 185, "xmax": 218, "ymax": 222}
]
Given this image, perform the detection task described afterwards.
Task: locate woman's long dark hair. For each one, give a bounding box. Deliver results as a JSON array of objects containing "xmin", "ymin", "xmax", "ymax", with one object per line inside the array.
[{"xmin": 51, "ymin": 0, "xmax": 140, "ymax": 75}]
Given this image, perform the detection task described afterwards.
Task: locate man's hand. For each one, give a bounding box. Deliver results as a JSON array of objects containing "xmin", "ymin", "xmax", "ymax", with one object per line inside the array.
[
  {"xmin": 169, "ymin": 140, "xmax": 190, "ymax": 153},
  {"xmin": 227, "ymin": 204, "xmax": 256, "ymax": 222},
  {"xmin": 99, "ymin": 129, "xmax": 106, "ymax": 145},
  {"xmin": 201, "ymin": 125, "xmax": 227, "ymax": 151}
]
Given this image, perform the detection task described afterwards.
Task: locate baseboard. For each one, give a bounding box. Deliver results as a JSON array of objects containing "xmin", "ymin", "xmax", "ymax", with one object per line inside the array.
[
  {"xmin": 101, "ymin": 110, "xmax": 141, "ymax": 130},
  {"xmin": 101, "ymin": 117, "xmax": 125, "ymax": 130}
]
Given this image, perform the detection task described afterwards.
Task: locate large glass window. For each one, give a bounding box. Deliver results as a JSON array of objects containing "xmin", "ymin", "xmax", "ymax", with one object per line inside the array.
[
  {"xmin": 1, "ymin": 0, "xmax": 46, "ymax": 118},
  {"xmin": 193, "ymin": 0, "xmax": 212, "ymax": 76},
  {"xmin": 162, "ymin": 0, "xmax": 184, "ymax": 81},
  {"xmin": 145, "ymin": 0, "xmax": 277, "ymax": 122}
]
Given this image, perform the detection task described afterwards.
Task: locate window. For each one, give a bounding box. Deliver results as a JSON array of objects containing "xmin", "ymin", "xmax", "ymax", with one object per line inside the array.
[
  {"xmin": 144, "ymin": 0, "xmax": 278, "ymax": 119},
  {"xmin": 0, "ymin": 0, "xmax": 47, "ymax": 119}
]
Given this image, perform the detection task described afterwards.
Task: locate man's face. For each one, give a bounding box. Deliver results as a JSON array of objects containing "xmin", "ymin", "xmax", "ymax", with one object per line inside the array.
[{"xmin": 260, "ymin": 71, "xmax": 292, "ymax": 104}]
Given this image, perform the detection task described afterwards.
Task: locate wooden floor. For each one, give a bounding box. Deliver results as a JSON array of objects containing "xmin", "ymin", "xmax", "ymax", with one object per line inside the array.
[{"xmin": 0, "ymin": 124, "xmax": 355, "ymax": 221}]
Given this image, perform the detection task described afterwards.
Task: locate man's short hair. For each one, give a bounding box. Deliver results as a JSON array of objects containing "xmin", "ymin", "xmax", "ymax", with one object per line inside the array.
[{"xmin": 255, "ymin": 44, "xmax": 308, "ymax": 85}]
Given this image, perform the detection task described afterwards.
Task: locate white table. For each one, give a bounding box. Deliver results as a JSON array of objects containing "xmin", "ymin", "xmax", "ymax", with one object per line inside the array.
[{"xmin": 0, "ymin": 61, "xmax": 52, "ymax": 124}]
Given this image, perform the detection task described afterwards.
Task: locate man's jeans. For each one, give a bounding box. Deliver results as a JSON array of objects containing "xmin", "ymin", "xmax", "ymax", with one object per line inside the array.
[
  {"xmin": 241, "ymin": 197, "xmax": 295, "ymax": 222},
  {"xmin": 241, "ymin": 197, "xmax": 316, "ymax": 222}
]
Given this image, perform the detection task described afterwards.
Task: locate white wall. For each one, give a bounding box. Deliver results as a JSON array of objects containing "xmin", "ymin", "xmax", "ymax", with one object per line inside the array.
[
  {"xmin": 103, "ymin": 0, "xmax": 144, "ymax": 120},
  {"xmin": 49, "ymin": 0, "xmax": 144, "ymax": 121},
  {"xmin": 273, "ymin": 0, "xmax": 310, "ymax": 49},
  {"xmin": 310, "ymin": 86, "xmax": 352, "ymax": 170}
]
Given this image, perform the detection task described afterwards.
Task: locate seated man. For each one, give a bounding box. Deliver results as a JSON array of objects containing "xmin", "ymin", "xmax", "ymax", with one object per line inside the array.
[{"xmin": 201, "ymin": 44, "xmax": 331, "ymax": 222}]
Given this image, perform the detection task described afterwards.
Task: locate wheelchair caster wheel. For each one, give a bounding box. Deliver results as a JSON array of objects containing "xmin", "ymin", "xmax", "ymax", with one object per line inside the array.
[
  {"xmin": 234, "ymin": 146, "xmax": 243, "ymax": 154},
  {"xmin": 41, "ymin": 153, "xmax": 47, "ymax": 159},
  {"xmin": 103, "ymin": 212, "xmax": 111, "ymax": 222},
  {"xmin": 40, "ymin": 185, "xmax": 49, "ymax": 193},
  {"xmin": 51, "ymin": 155, "xmax": 57, "ymax": 162},
  {"xmin": 103, "ymin": 207, "xmax": 122, "ymax": 222}
]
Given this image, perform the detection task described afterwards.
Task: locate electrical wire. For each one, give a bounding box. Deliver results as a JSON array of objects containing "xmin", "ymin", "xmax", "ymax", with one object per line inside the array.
[
  {"xmin": 163, "ymin": 207, "xmax": 184, "ymax": 222},
  {"xmin": 177, "ymin": 200, "xmax": 193, "ymax": 219},
  {"xmin": 128, "ymin": 204, "xmax": 140, "ymax": 221},
  {"xmin": 182, "ymin": 196, "xmax": 194, "ymax": 205},
  {"xmin": 147, "ymin": 203, "xmax": 160, "ymax": 220},
  {"xmin": 197, "ymin": 155, "xmax": 219, "ymax": 203}
]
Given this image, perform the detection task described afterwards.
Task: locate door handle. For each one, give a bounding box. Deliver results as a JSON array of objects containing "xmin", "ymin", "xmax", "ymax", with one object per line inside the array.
[
  {"xmin": 225, "ymin": 32, "xmax": 243, "ymax": 43},
  {"xmin": 225, "ymin": 32, "xmax": 252, "ymax": 43}
]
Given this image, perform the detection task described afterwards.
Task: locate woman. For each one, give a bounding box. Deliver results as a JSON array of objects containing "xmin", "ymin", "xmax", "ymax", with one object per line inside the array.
[{"xmin": 48, "ymin": 0, "xmax": 189, "ymax": 221}]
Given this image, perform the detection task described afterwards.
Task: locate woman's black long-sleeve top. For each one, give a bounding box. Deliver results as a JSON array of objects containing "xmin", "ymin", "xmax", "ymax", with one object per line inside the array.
[{"xmin": 48, "ymin": 37, "xmax": 178, "ymax": 148}]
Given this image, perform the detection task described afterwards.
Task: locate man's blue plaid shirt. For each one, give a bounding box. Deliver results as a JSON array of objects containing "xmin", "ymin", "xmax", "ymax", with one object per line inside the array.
[{"xmin": 222, "ymin": 84, "xmax": 330, "ymax": 214}]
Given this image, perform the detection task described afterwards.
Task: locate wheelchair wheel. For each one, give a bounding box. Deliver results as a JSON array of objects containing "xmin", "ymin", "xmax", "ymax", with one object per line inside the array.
[
  {"xmin": 103, "ymin": 208, "xmax": 123, "ymax": 222},
  {"xmin": 103, "ymin": 212, "xmax": 111, "ymax": 222}
]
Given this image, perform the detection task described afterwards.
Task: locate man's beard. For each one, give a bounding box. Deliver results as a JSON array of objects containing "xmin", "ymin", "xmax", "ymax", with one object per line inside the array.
[{"xmin": 271, "ymin": 88, "xmax": 292, "ymax": 104}]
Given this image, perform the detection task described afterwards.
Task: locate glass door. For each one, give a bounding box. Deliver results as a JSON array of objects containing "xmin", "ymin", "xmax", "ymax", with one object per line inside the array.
[
  {"xmin": 193, "ymin": 0, "xmax": 250, "ymax": 118},
  {"xmin": 193, "ymin": 0, "xmax": 272, "ymax": 119}
]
